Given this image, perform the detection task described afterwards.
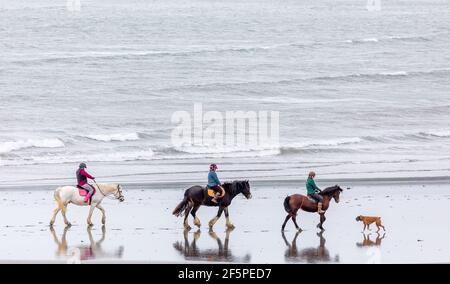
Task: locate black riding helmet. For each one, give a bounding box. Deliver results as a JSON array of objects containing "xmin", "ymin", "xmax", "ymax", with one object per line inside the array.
[{"xmin": 79, "ymin": 162, "xmax": 87, "ymax": 169}]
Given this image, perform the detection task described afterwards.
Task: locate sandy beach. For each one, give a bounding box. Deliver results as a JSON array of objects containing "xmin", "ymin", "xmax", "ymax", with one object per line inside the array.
[{"xmin": 0, "ymin": 178, "xmax": 449, "ymax": 264}]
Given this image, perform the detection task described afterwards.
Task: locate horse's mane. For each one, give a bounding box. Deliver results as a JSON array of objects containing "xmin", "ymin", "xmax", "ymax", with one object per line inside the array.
[
  {"xmin": 222, "ymin": 181, "xmax": 244, "ymax": 195},
  {"xmin": 319, "ymin": 185, "xmax": 342, "ymax": 196}
]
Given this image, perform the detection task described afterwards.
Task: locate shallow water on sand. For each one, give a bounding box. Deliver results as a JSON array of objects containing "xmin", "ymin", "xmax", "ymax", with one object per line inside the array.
[{"xmin": 0, "ymin": 181, "xmax": 449, "ymax": 263}]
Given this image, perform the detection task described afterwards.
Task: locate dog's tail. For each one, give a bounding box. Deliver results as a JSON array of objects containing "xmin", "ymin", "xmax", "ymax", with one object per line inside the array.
[{"xmin": 283, "ymin": 196, "xmax": 292, "ymax": 214}]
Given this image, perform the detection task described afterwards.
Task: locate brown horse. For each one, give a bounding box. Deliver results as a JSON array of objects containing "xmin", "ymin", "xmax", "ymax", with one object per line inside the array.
[{"xmin": 282, "ymin": 185, "xmax": 343, "ymax": 231}]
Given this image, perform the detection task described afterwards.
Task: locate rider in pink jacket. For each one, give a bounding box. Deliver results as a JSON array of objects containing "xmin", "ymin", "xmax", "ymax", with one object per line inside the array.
[{"xmin": 77, "ymin": 163, "xmax": 96, "ymax": 203}]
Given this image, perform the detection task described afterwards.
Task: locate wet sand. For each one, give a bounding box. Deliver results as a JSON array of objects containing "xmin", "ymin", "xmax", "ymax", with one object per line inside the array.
[{"xmin": 0, "ymin": 179, "xmax": 449, "ymax": 263}]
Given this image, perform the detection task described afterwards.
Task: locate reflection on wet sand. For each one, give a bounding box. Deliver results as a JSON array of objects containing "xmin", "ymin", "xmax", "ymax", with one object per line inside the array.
[
  {"xmin": 282, "ymin": 231, "xmax": 339, "ymax": 263},
  {"xmin": 50, "ymin": 226, "xmax": 124, "ymax": 262},
  {"xmin": 173, "ymin": 229, "xmax": 251, "ymax": 263},
  {"xmin": 356, "ymin": 233, "xmax": 386, "ymax": 247}
]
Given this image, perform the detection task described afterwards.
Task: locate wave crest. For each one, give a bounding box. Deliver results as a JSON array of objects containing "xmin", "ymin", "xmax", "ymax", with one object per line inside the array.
[
  {"xmin": 83, "ymin": 132, "xmax": 140, "ymax": 142},
  {"xmin": 0, "ymin": 138, "xmax": 64, "ymax": 154}
]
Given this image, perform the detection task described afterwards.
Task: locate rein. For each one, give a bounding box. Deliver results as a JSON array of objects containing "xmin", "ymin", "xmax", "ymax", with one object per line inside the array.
[{"xmin": 94, "ymin": 181, "xmax": 121, "ymax": 201}]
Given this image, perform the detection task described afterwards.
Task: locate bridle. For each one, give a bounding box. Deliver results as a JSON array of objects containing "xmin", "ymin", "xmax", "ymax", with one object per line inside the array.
[{"xmin": 94, "ymin": 181, "xmax": 124, "ymax": 201}]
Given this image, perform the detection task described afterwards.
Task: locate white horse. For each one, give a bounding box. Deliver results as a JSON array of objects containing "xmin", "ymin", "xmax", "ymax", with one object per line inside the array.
[{"xmin": 50, "ymin": 183, "xmax": 124, "ymax": 227}]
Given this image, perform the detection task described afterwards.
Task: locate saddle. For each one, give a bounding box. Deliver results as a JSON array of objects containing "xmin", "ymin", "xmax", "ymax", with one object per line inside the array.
[
  {"xmin": 206, "ymin": 186, "xmax": 225, "ymax": 198},
  {"xmin": 76, "ymin": 185, "xmax": 96, "ymax": 205},
  {"xmin": 306, "ymin": 195, "xmax": 318, "ymax": 203}
]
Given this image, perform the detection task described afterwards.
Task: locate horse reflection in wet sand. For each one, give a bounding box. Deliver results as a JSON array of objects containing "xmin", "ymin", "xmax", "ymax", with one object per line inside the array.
[
  {"xmin": 356, "ymin": 233, "xmax": 386, "ymax": 247},
  {"xmin": 282, "ymin": 231, "xmax": 339, "ymax": 263},
  {"xmin": 173, "ymin": 229, "xmax": 251, "ymax": 263},
  {"xmin": 50, "ymin": 226, "xmax": 124, "ymax": 262}
]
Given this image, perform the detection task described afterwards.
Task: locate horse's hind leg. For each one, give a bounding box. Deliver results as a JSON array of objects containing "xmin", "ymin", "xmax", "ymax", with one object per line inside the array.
[
  {"xmin": 191, "ymin": 204, "xmax": 201, "ymax": 228},
  {"xmin": 281, "ymin": 214, "xmax": 291, "ymax": 231},
  {"xmin": 292, "ymin": 215, "xmax": 301, "ymax": 231},
  {"xmin": 183, "ymin": 202, "xmax": 193, "ymax": 230},
  {"xmin": 50, "ymin": 207, "xmax": 61, "ymax": 226},
  {"xmin": 61, "ymin": 204, "xmax": 71, "ymax": 227}
]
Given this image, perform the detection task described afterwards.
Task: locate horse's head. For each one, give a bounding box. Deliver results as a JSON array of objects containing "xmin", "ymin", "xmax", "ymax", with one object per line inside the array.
[
  {"xmin": 114, "ymin": 184, "xmax": 125, "ymax": 202},
  {"xmin": 240, "ymin": 180, "xmax": 252, "ymax": 199},
  {"xmin": 320, "ymin": 185, "xmax": 343, "ymax": 203},
  {"xmin": 223, "ymin": 180, "xmax": 252, "ymax": 199}
]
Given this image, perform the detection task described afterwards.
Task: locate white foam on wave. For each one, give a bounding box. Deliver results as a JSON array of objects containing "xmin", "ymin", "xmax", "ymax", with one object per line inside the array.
[
  {"xmin": 0, "ymin": 148, "xmax": 155, "ymax": 166},
  {"xmin": 0, "ymin": 138, "xmax": 64, "ymax": 154},
  {"xmin": 346, "ymin": 38, "xmax": 379, "ymax": 44},
  {"xmin": 379, "ymin": 71, "xmax": 408, "ymax": 76},
  {"xmin": 174, "ymin": 144, "xmax": 281, "ymax": 156},
  {"xmin": 83, "ymin": 132, "xmax": 140, "ymax": 142},
  {"xmin": 421, "ymin": 130, "xmax": 450, "ymax": 138},
  {"xmin": 284, "ymin": 137, "xmax": 363, "ymax": 149}
]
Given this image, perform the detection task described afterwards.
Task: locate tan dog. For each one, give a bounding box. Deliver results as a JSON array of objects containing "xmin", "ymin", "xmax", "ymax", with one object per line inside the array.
[{"xmin": 356, "ymin": 215, "xmax": 386, "ymax": 232}]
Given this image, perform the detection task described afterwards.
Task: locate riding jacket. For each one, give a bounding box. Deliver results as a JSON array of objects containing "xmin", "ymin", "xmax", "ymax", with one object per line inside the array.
[
  {"xmin": 208, "ymin": 171, "xmax": 221, "ymax": 187},
  {"xmin": 306, "ymin": 177, "xmax": 321, "ymax": 195},
  {"xmin": 77, "ymin": 168, "xmax": 95, "ymax": 186}
]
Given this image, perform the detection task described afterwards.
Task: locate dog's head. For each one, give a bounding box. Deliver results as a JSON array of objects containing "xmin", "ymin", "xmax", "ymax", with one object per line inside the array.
[{"xmin": 355, "ymin": 215, "xmax": 362, "ymax": 222}]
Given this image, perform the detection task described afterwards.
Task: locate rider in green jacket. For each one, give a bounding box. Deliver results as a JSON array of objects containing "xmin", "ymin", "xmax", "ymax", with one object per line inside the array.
[{"xmin": 306, "ymin": 171, "xmax": 325, "ymax": 214}]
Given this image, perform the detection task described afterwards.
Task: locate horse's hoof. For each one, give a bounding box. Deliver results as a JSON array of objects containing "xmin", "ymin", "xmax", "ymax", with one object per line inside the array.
[
  {"xmin": 184, "ymin": 225, "xmax": 191, "ymax": 231},
  {"xmin": 87, "ymin": 223, "xmax": 93, "ymax": 227},
  {"xmin": 102, "ymin": 220, "xmax": 106, "ymax": 225},
  {"xmin": 226, "ymin": 224, "xmax": 235, "ymax": 230},
  {"xmin": 65, "ymin": 223, "xmax": 72, "ymax": 227}
]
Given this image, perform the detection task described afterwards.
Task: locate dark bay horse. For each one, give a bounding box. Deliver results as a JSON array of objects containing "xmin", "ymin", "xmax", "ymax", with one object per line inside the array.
[
  {"xmin": 282, "ymin": 185, "xmax": 343, "ymax": 231},
  {"xmin": 173, "ymin": 180, "xmax": 252, "ymax": 230}
]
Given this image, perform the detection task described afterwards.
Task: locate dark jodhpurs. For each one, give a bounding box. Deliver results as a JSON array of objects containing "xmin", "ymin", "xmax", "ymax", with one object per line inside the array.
[
  {"xmin": 308, "ymin": 193, "xmax": 323, "ymax": 203},
  {"xmin": 209, "ymin": 185, "xmax": 222, "ymax": 194}
]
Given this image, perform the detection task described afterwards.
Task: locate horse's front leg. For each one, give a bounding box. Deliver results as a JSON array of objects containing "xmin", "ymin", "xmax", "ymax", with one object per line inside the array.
[
  {"xmin": 209, "ymin": 206, "xmax": 224, "ymax": 229},
  {"xmin": 87, "ymin": 204, "xmax": 96, "ymax": 227},
  {"xmin": 224, "ymin": 207, "xmax": 235, "ymax": 229},
  {"xmin": 96, "ymin": 204, "xmax": 106, "ymax": 225},
  {"xmin": 317, "ymin": 213, "xmax": 326, "ymax": 231}
]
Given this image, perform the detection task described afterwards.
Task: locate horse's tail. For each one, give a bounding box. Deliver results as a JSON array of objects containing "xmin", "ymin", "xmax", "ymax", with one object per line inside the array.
[
  {"xmin": 172, "ymin": 195, "xmax": 189, "ymax": 217},
  {"xmin": 54, "ymin": 187, "xmax": 64, "ymax": 209},
  {"xmin": 283, "ymin": 195, "xmax": 292, "ymax": 214}
]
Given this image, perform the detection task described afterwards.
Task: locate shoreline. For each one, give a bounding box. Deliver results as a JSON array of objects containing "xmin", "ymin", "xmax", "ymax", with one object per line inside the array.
[{"xmin": 1, "ymin": 175, "xmax": 449, "ymax": 192}]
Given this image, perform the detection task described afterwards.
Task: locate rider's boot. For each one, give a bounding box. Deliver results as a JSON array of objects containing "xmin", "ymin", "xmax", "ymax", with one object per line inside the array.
[
  {"xmin": 317, "ymin": 202, "xmax": 325, "ymax": 214},
  {"xmin": 84, "ymin": 193, "xmax": 91, "ymax": 203},
  {"xmin": 211, "ymin": 192, "xmax": 221, "ymax": 204}
]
